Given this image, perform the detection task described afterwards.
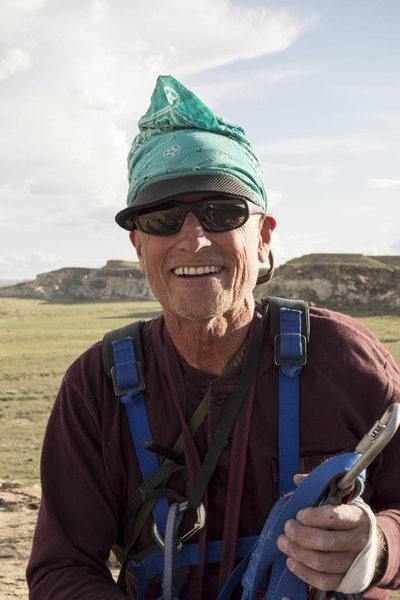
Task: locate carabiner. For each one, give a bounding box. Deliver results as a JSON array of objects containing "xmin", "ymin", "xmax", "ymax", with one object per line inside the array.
[
  {"xmin": 337, "ymin": 403, "xmax": 400, "ymax": 491},
  {"xmin": 152, "ymin": 501, "xmax": 206, "ymax": 551}
]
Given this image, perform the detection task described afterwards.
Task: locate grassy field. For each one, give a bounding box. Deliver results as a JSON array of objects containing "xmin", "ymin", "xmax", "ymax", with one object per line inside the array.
[
  {"xmin": 0, "ymin": 298, "xmax": 162, "ymax": 483},
  {"xmin": 0, "ymin": 298, "xmax": 399, "ymax": 484}
]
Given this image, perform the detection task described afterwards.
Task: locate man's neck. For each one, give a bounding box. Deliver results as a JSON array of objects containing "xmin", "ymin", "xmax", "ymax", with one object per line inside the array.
[{"xmin": 163, "ymin": 301, "xmax": 256, "ymax": 376}]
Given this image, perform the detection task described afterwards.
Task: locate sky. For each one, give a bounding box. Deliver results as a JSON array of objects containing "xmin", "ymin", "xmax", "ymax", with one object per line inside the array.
[{"xmin": 1, "ymin": 0, "xmax": 399, "ymax": 282}]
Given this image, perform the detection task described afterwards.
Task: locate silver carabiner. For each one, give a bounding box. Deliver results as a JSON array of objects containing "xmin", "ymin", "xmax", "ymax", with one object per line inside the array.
[
  {"xmin": 152, "ymin": 501, "xmax": 206, "ymax": 551},
  {"xmin": 337, "ymin": 403, "xmax": 400, "ymax": 491}
]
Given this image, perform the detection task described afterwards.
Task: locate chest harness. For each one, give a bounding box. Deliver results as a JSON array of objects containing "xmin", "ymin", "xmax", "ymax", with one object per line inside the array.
[{"xmin": 102, "ymin": 297, "xmax": 365, "ymax": 600}]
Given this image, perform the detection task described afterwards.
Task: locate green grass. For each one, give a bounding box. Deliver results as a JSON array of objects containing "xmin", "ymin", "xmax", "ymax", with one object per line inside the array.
[
  {"xmin": 355, "ymin": 314, "xmax": 400, "ymax": 366},
  {"xmin": 0, "ymin": 298, "xmax": 399, "ymax": 484},
  {"xmin": 0, "ymin": 298, "xmax": 162, "ymax": 483}
]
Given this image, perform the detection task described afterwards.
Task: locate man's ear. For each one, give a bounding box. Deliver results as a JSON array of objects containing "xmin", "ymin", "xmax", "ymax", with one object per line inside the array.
[
  {"xmin": 129, "ymin": 230, "xmax": 145, "ymax": 274},
  {"xmin": 258, "ymin": 216, "xmax": 275, "ymax": 264}
]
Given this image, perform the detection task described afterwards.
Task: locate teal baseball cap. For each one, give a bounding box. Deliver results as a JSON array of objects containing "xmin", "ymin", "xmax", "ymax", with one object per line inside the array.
[{"xmin": 116, "ymin": 75, "xmax": 270, "ymax": 230}]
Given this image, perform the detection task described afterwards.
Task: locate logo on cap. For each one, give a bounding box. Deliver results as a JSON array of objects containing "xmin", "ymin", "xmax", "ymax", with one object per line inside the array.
[{"xmin": 163, "ymin": 145, "xmax": 181, "ymax": 158}]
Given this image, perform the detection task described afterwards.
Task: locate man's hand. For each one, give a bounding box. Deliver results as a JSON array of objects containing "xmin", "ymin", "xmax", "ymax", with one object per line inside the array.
[{"xmin": 276, "ymin": 502, "xmax": 370, "ymax": 591}]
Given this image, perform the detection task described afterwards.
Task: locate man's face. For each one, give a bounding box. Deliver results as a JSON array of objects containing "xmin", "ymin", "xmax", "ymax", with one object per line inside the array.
[{"xmin": 130, "ymin": 194, "xmax": 273, "ymax": 325}]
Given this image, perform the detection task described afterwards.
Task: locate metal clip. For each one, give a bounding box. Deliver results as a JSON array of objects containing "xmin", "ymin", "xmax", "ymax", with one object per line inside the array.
[
  {"xmin": 152, "ymin": 501, "xmax": 206, "ymax": 551},
  {"xmin": 337, "ymin": 403, "xmax": 400, "ymax": 492}
]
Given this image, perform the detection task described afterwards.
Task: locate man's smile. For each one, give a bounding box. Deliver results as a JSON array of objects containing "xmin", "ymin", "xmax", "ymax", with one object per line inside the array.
[{"xmin": 172, "ymin": 265, "xmax": 224, "ymax": 277}]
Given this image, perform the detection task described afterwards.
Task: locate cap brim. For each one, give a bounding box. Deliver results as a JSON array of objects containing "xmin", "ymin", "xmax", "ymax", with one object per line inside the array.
[{"xmin": 115, "ymin": 174, "xmax": 261, "ymax": 230}]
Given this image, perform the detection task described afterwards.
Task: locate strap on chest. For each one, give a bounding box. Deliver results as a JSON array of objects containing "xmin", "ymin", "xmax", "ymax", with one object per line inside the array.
[{"xmin": 262, "ymin": 297, "xmax": 309, "ymax": 494}]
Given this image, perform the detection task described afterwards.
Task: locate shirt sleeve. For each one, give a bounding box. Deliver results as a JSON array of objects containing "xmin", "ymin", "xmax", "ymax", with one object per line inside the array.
[{"xmin": 26, "ymin": 358, "xmax": 128, "ymax": 600}]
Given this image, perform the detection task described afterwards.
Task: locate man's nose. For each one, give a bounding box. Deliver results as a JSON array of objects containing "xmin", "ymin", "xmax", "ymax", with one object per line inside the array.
[{"xmin": 175, "ymin": 211, "xmax": 212, "ymax": 252}]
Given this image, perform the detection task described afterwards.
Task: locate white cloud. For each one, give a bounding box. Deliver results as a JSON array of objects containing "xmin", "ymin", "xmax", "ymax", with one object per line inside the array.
[
  {"xmin": 0, "ymin": 47, "xmax": 32, "ymax": 81},
  {"xmin": 258, "ymin": 135, "xmax": 399, "ymax": 158},
  {"xmin": 192, "ymin": 66, "xmax": 317, "ymax": 106},
  {"xmin": 368, "ymin": 178, "xmax": 400, "ymax": 189},
  {"xmin": 2, "ymin": 0, "xmax": 47, "ymax": 13},
  {"xmin": 0, "ymin": 251, "xmax": 64, "ymax": 279},
  {"xmin": 267, "ymin": 189, "xmax": 283, "ymax": 208},
  {"xmin": 264, "ymin": 162, "xmax": 336, "ymax": 183},
  {"xmin": 343, "ymin": 204, "xmax": 374, "ymax": 213}
]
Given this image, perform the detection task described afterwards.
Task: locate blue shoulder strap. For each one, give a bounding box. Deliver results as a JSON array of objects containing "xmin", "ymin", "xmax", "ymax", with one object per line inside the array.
[
  {"xmin": 275, "ymin": 307, "xmax": 307, "ymax": 495},
  {"xmin": 111, "ymin": 335, "xmax": 169, "ymax": 536}
]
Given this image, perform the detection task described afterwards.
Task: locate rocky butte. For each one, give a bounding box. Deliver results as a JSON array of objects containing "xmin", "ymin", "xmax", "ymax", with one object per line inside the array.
[
  {"xmin": 0, "ymin": 260, "xmax": 154, "ymax": 302},
  {"xmin": 0, "ymin": 255, "xmax": 399, "ymax": 313},
  {"xmin": 256, "ymin": 254, "xmax": 400, "ymax": 313}
]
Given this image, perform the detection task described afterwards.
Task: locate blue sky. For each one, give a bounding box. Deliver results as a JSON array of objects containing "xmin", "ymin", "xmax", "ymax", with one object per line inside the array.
[{"xmin": 1, "ymin": 0, "xmax": 399, "ymax": 281}]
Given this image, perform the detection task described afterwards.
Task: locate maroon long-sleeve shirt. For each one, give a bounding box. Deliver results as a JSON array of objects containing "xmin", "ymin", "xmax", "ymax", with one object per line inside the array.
[{"xmin": 27, "ymin": 307, "xmax": 400, "ymax": 599}]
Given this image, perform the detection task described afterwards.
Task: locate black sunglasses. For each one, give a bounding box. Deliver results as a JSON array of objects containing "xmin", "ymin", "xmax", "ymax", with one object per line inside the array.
[{"xmin": 133, "ymin": 197, "xmax": 264, "ymax": 236}]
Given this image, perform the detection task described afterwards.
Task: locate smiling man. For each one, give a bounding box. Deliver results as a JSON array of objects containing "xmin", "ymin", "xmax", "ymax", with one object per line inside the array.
[
  {"xmin": 126, "ymin": 193, "xmax": 271, "ymax": 375},
  {"xmin": 27, "ymin": 76, "xmax": 400, "ymax": 600}
]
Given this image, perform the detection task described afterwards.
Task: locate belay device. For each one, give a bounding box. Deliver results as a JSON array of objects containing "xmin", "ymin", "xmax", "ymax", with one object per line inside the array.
[{"xmin": 102, "ymin": 297, "xmax": 400, "ymax": 600}]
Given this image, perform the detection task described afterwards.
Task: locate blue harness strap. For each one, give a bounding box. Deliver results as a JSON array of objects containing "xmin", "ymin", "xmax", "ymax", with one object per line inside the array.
[
  {"xmin": 216, "ymin": 452, "xmax": 365, "ymax": 600},
  {"xmin": 128, "ymin": 537, "xmax": 258, "ymax": 600},
  {"xmin": 112, "ymin": 336, "xmax": 169, "ymax": 536},
  {"xmin": 275, "ymin": 307, "xmax": 307, "ymax": 495}
]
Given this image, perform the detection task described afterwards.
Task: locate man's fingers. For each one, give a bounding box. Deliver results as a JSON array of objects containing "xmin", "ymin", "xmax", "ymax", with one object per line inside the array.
[
  {"xmin": 277, "ymin": 532, "xmax": 356, "ymax": 572},
  {"xmin": 296, "ymin": 504, "xmax": 369, "ymax": 531},
  {"xmin": 285, "ymin": 557, "xmax": 344, "ymax": 591},
  {"xmin": 282, "ymin": 517, "xmax": 367, "ymax": 552},
  {"xmin": 277, "ymin": 493, "xmax": 376, "ymax": 592}
]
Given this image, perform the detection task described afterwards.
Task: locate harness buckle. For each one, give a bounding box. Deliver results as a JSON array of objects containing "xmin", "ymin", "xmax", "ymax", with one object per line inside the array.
[
  {"xmin": 111, "ymin": 361, "xmax": 145, "ymax": 396},
  {"xmin": 152, "ymin": 501, "xmax": 206, "ymax": 551},
  {"xmin": 273, "ymin": 334, "xmax": 307, "ymax": 366}
]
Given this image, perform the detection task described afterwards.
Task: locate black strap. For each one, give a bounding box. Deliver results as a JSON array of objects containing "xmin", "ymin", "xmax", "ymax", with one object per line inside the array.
[
  {"xmin": 122, "ymin": 463, "xmax": 187, "ymax": 524},
  {"xmin": 262, "ymin": 296, "xmax": 310, "ymax": 345},
  {"xmin": 187, "ymin": 315, "xmax": 268, "ymax": 511}
]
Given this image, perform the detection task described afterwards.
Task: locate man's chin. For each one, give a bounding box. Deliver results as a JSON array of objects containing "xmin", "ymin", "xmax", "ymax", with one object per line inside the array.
[
  {"xmin": 160, "ymin": 297, "xmax": 232, "ymax": 325},
  {"xmin": 167, "ymin": 306, "xmax": 225, "ymax": 325}
]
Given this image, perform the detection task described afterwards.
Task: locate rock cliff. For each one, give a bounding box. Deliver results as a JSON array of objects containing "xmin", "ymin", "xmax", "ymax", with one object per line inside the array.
[
  {"xmin": 0, "ymin": 260, "xmax": 154, "ymax": 301},
  {"xmin": 1, "ymin": 255, "xmax": 399, "ymax": 312},
  {"xmin": 255, "ymin": 254, "xmax": 400, "ymax": 313}
]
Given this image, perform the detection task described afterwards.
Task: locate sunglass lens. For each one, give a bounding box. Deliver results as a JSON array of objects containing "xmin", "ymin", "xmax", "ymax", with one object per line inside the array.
[
  {"xmin": 201, "ymin": 200, "xmax": 247, "ymax": 231},
  {"xmin": 137, "ymin": 206, "xmax": 183, "ymax": 234}
]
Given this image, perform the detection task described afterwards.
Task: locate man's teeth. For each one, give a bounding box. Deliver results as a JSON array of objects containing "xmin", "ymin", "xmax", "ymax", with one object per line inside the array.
[{"xmin": 173, "ymin": 266, "xmax": 223, "ymax": 276}]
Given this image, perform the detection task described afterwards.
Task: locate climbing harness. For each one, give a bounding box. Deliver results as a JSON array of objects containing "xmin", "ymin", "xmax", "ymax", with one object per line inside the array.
[{"xmin": 102, "ymin": 298, "xmax": 400, "ymax": 599}]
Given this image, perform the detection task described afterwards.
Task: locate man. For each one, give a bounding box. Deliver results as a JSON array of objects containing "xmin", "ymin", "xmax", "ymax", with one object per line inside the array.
[{"xmin": 27, "ymin": 76, "xmax": 400, "ymax": 600}]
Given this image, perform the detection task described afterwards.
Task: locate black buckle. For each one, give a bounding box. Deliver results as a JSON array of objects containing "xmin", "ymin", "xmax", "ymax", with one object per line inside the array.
[
  {"xmin": 274, "ymin": 335, "xmax": 307, "ymax": 366},
  {"xmin": 111, "ymin": 361, "xmax": 145, "ymax": 396}
]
